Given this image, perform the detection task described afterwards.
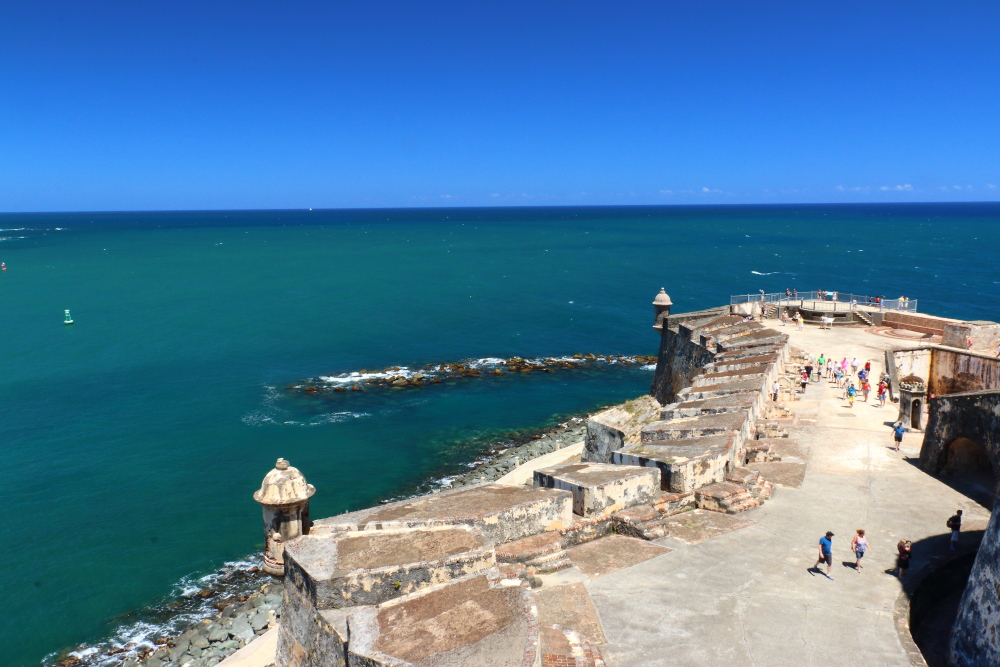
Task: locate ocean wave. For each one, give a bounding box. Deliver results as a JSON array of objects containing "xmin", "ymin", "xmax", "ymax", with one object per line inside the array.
[
  {"xmin": 750, "ymin": 270, "xmax": 780, "ymax": 275},
  {"xmin": 49, "ymin": 557, "xmax": 265, "ymax": 667}
]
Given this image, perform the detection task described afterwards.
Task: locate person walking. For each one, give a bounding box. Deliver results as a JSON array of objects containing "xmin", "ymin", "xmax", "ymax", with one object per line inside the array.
[
  {"xmin": 816, "ymin": 354, "xmax": 826, "ymax": 380},
  {"xmin": 850, "ymin": 356, "xmax": 860, "ymax": 374},
  {"xmin": 771, "ymin": 379, "xmax": 780, "ymax": 402},
  {"xmin": 814, "ymin": 531, "xmax": 835, "ymax": 579},
  {"xmin": 805, "ymin": 363, "xmax": 813, "ymax": 384},
  {"xmin": 947, "ymin": 510, "xmax": 963, "ymax": 550},
  {"xmin": 834, "ymin": 366, "xmax": 844, "ymax": 388},
  {"xmin": 826, "ymin": 357, "xmax": 834, "ymax": 380},
  {"xmin": 846, "ymin": 382, "xmax": 857, "ymax": 408},
  {"xmin": 797, "ymin": 313, "xmax": 804, "ymax": 330},
  {"xmin": 877, "ymin": 380, "xmax": 887, "ymax": 407},
  {"xmin": 896, "ymin": 540, "xmax": 911, "ymax": 578},
  {"xmin": 800, "ymin": 370, "xmax": 809, "ymax": 394},
  {"xmin": 864, "ymin": 360, "xmax": 871, "ymax": 374},
  {"xmin": 861, "ymin": 378, "xmax": 871, "ymax": 402},
  {"xmin": 851, "ymin": 530, "xmax": 869, "ymax": 572},
  {"xmin": 892, "ymin": 422, "xmax": 905, "ymax": 451},
  {"xmin": 781, "ymin": 309, "xmax": 788, "ymax": 326}
]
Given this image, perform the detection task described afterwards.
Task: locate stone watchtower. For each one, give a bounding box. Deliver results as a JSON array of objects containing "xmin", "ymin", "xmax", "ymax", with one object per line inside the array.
[
  {"xmin": 254, "ymin": 458, "xmax": 316, "ymax": 576},
  {"xmin": 652, "ymin": 288, "xmax": 673, "ymax": 330}
]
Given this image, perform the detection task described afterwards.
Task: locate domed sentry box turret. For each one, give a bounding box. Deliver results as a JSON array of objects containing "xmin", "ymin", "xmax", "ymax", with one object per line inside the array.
[
  {"xmin": 254, "ymin": 458, "xmax": 316, "ymax": 576},
  {"xmin": 653, "ymin": 288, "xmax": 673, "ymax": 330}
]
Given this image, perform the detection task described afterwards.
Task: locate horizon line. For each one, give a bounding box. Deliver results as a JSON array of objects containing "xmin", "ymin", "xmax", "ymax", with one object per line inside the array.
[{"xmin": 3, "ymin": 199, "xmax": 999, "ymax": 217}]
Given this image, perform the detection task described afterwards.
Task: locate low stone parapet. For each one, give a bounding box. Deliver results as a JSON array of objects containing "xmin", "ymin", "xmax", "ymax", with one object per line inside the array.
[
  {"xmin": 317, "ymin": 484, "xmax": 574, "ymax": 546},
  {"xmin": 613, "ymin": 435, "xmax": 738, "ymax": 493},
  {"xmin": 533, "ymin": 462, "xmax": 659, "ymax": 517},
  {"xmin": 346, "ymin": 574, "xmax": 539, "ymax": 667},
  {"xmin": 282, "ymin": 525, "xmax": 494, "ymax": 610}
]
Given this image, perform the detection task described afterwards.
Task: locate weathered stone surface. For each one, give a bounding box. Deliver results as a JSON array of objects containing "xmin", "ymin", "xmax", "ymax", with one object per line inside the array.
[
  {"xmin": 951, "ymin": 502, "xmax": 1000, "ymax": 665},
  {"xmin": 650, "ymin": 325, "xmax": 717, "ymax": 404},
  {"xmin": 583, "ymin": 396, "xmax": 661, "ymax": 463},
  {"xmin": 657, "ymin": 508, "xmax": 755, "ymax": 544},
  {"xmin": 276, "ymin": 585, "xmax": 350, "ymax": 667},
  {"xmin": 346, "ymin": 574, "xmax": 538, "ymax": 667},
  {"xmin": 614, "ymin": 435, "xmax": 737, "ymax": 492},
  {"xmin": 565, "ymin": 535, "xmax": 671, "ymax": 578},
  {"xmin": 334, "ymin": 483, "xmax": 574, "ymax": 545},
  {"xmin": 533, "ymin": 462, "xmax": 659, "ymax": 517},
  {"xmin": 660, "ymin": 393, "xmax": 759, "ymax": 421},
  {"xmin": 284, "ymin": 525, "xmax": 494, "ymax": 609},
  {"xmin": 640, "ymin": 411, "xmax": 749, "ymax": 443}
]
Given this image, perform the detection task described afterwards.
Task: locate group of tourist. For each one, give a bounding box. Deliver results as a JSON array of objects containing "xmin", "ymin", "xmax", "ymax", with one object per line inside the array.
[
  {"xmin": 813, "ymin": 509, "xmax": 964, "ymax": 581},
  {"xmin": 795, "ymin": 353, "xmax": 889, "ymax": 408}
]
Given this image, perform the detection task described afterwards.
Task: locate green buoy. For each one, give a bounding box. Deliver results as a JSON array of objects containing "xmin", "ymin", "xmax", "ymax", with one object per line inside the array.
[{"xmin": 64, "ymin": 309, "xmax": 74, "ymax": 325}]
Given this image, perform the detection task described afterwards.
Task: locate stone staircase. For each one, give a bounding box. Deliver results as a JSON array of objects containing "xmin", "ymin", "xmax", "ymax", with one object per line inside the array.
[
  {"xmin": 495, "ymin": 531, "xmax": 572, "ymax": 574},
  {"xmin": 695, "ymin": 482, "xmax": 760, "ymax": 514},
  {"xmin": 695, "ymin": 467, "xmax": 772, "ymax": 514},
  {"xmin": 855, "ymin": 309, "xmax": 873, "ymax": 326},
  {"xmin": 727, "ymin": 466, "xmax": 773, "ymax": 500},
  {"xmin": 609, "ymin": 491, "xmax": 697, "ymax": 540}
]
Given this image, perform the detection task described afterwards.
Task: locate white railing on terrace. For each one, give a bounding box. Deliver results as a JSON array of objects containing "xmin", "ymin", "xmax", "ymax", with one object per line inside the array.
[{"xmin": 730, "ymin": 291, "xmax": 918, "ymax": 313}]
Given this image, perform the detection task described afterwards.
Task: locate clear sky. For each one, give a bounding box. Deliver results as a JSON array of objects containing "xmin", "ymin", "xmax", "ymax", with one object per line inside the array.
[{"xmin": 2, "ymin": 1, "xmax": 998, "ymax": 212}]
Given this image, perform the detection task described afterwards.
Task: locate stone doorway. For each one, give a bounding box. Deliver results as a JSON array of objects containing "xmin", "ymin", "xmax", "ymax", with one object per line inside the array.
[{"xmin": 911, "ymin": 399, "xmax": 922, "ymax": 430}]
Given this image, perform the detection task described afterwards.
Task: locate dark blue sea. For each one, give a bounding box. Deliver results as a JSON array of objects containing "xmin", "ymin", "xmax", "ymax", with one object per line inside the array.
[{"xmin": 2, "ymin": 203, "xmax": 997, "ymax": 665}]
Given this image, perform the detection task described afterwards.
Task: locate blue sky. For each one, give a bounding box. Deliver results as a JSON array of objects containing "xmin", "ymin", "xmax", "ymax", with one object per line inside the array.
[{"xmin": 2, "ymin": 1, "xmax": 998, "ymax": 211}]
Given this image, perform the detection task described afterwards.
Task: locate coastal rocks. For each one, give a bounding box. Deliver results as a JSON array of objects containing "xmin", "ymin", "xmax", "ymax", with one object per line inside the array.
[
  {"xmin": 443, "ymin": 418, "xmax": 590, "ymax": 488},
  {"xmin": 296, "ymin": 353, "xmax": 659, "ymax": 397},
  {"xmin": 110, "ymin": 581, "xmax": 287, "ymax": 667}
]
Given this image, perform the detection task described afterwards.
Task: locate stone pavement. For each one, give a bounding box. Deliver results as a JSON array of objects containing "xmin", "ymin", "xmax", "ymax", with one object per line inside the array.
[{"xmin": 572, "ymin": 324, "xmax": 992, "ymax": 666}]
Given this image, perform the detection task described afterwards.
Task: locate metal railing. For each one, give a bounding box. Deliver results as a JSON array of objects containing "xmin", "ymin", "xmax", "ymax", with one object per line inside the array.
[{"xmin": 730, "ymin": 291, "xmax": 917, "ymax": 313}]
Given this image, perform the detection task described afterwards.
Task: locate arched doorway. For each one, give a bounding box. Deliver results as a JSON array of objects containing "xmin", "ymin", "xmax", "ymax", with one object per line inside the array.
[
  {"xmin": 944, "ymin": 438, "xmax": 997, "ymax": 507},
  {"xmin": 911, "ymin": 399, "xmax": 922, "ymax": 430}
]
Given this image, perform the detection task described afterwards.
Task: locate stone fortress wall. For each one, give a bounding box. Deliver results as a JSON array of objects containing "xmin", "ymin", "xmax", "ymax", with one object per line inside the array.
[
  {"xmin": 880, "ymin": 322, "xmax": 1000, "ymax": 666},
  {"xmin": 254, "ymin": 289, "xmax": 804, "ymax": 667},
  {"xmin": 247, "ymin": 296, "xmax": 1000, "ymax": 667}
]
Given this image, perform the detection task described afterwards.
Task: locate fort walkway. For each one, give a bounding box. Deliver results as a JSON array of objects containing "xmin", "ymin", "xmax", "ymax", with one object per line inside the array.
[{"xmin": 581, "ymin": 324, "xmax": 990, "ymax": 666}]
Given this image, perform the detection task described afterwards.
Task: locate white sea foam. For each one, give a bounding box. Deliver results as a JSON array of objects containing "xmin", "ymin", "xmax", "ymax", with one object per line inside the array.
[
  {"xmin": 751, "ymin": 270, "xmax": 779, "ymax": 275},
  {"xmin": 641, "ymin": 364, "xmax": 656, "ymax": 370},
  {"xmin": 63, "ymin": 556, "xmax": 266, "ymax": 666}
]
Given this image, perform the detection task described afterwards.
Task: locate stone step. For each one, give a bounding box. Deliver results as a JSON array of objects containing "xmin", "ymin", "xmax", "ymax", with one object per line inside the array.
[
  {"xmin": 496, "ymin": 531, "xmax": 564, "ymax": 564},
  {"xmin": 695, "ymin": 482, "xmax": 758, "ymax": 514},
  {"xmin": 726, "ymin": 467, "xmax": 760, "ymax": 486},
  {"xmin": 610, "ymin": 505, "xmax": 668, "ymax": 540},
  {"xmin": 723, "ymin": 497, "xmax": 761, "ymax": 514},
  {"xmin": 529, "ymin": 555, "xmax": 573, "ymax": 574}
]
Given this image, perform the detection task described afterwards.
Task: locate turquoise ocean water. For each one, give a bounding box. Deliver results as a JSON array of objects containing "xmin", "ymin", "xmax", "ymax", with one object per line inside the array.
[{"xmin": 1, "ymin": 204, "xmax": 998, "ymax": 665}]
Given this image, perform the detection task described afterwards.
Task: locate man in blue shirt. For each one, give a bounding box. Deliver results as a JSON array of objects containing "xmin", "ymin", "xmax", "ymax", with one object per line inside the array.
[
  {"xmin": 892, "ymin": 422, "xmax": 905, "ymax": 452},
  {"xmin": 814, "ymin": 531, "xmax": 835, "ymax": 580}
]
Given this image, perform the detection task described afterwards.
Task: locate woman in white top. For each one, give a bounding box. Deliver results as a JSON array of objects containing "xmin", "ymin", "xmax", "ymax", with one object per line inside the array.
[{"xmin": 851, "ymin": 529, "xmax": 869, "ymax": 572}]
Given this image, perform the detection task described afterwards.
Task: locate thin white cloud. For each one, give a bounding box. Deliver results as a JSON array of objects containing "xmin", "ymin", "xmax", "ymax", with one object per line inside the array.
[
  {"xmin": 880, "ymin": 184, "xmax": 913, "ymax": 191},
  {"xmin": 988, "ymin": 184, "xmax": 997, "ymax": 189},
  {"xmin": 701, "ymin": 187, "xmax": 722, "ymax": 194},
  {"xmin": 659, "ymin": 189, "xmax": 673, "ymax": 195}
]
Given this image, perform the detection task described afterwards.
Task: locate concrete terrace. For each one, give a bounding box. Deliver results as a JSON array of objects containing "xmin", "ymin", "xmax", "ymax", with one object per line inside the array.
[{"xmin": 584, "ymin": 323, "xmax": 992, "ymax": 666}]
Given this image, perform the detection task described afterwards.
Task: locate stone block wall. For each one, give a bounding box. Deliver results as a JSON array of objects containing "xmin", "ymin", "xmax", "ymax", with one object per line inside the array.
[
  {"xmin": 883, "ymin": 311, "xmax": 957, "ymax": 335},
  {"xmin": 650, "ymin": 325, "xmax": 717, "ymax": 405},
  {"xmin": 950, "ymin": 504, "xmax": 1000, "ymax": 666},
  {"xmin": 942, "ymin": 321, "xmax": 1000, "ymax": 350}
]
